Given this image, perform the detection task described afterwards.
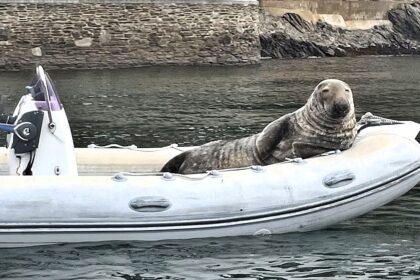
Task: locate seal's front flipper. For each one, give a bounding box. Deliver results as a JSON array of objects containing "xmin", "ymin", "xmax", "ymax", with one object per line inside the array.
[
  {"xmin": 292, "ymin": 142, "xmax": 332, "ymax": 159},
  {"xmin": 256, "ymin": 114, "xmax": 291, "ymax": 162}
]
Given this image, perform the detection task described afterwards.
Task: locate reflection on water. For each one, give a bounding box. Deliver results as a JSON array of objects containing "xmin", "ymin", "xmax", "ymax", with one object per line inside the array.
[
  {"xmin": 0, "ymin": 56, "xmax": 419, "ymax": 279},
  {"xmin": 0, "ymin": 230, "xmax": 420, "ymax": 279}
]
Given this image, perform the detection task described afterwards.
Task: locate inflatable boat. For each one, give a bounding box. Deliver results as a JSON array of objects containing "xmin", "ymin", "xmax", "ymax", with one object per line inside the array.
[{"xmin": 0, "ymin": 66, "xmax": 419, "ymax": 248}]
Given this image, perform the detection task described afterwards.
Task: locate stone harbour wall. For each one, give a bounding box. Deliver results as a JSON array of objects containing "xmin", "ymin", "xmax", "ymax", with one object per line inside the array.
[{"xmin": 0, "ymin": 0, "xmax": 260, "ymax": 70}]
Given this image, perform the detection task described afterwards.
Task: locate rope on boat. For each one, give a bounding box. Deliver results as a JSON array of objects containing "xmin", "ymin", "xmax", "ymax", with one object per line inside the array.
[
  {"xmin": 316, "ymin": 149, "xmax": 342, "ymax": 158},
  {"xmin": 110, "ymin": 155, "xmax": 312, "ymax": 183},
  {"xmin": 357, "ymin": 112, "xmax": 403, "ymax": 133},
  {"xmin": 87, "ymin": 143, "xmax": 185, "ymax": 152},
  {"xmin": 285, "ymin": 157, "xmax": 305, "ymax": 164},
  {"xmin": 112, "ymin": 171, "xmax": 216, "ymax": 181},
  {"xmin": 112, "ymin": 165, "xmax": 266, "ymax": 182}
]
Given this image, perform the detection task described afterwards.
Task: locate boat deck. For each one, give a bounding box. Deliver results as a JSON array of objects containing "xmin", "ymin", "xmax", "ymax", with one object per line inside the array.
[{"xmin": 0, "ymin": 146, "xmax": 189, "ymax": 176}]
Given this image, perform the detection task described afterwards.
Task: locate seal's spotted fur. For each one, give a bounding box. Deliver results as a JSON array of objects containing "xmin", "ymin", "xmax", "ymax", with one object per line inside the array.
[{"xmin": 161, "ymin": 79, "xmax": 357, "ymax": 174}]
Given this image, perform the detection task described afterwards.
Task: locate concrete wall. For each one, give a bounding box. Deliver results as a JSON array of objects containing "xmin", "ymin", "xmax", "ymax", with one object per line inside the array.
[{"xmin": 0, "ymin": 0, "xmax": 260, "ymax": 70}]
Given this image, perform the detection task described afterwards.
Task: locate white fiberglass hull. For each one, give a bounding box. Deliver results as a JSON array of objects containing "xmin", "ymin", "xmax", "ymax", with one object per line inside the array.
[{"xmin": 0, "ymin": 122, "xmax": 419, "ymax": 248}]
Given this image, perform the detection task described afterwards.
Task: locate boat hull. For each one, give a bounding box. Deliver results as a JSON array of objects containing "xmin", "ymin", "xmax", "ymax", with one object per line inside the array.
[
  {"xmin": 0, "ymin": 122, "xmax": 419, "ymax": 247},
  {"xmin": 0, "ymin": 166, "xmax": 418, "ymax": 248}
]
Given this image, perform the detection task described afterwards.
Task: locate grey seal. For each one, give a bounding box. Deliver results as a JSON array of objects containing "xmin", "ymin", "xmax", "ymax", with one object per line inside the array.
[{"xmin": 161, "ymin": 79, "xmax": 357, "ymax": 174}]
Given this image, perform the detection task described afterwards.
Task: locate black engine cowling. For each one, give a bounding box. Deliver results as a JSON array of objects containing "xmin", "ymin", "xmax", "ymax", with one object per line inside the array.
[{"xmin": 11, "ymin": 111, "xmax": 44, "ymax": 154}]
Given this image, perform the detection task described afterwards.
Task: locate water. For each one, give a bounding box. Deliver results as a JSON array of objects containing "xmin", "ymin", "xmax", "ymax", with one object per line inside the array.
[{"xmin": 0, "ymin": 56, "xmax": 419, "ymax": 279}]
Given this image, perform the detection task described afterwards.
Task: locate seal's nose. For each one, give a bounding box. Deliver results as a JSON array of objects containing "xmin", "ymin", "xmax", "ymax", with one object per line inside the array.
[{"xmin": 333, "ymin": 101, "xmax": 350, "ymax": 117}]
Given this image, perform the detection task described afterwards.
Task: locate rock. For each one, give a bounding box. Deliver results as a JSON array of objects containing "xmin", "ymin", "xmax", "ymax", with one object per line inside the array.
[
  {"xmin": 282, "ymin": 13, "xmax": 313, "ymax": 32},
  {"xmin": 74, "ymin": 37, "xmax": 93, "ymax": 47},
  {"xmin": 31, "ymin": 47, "xmax": 42, "ymax": 57},
  {"xmin": 260, "ymin": 3, "xmax": 420, "ymax": 59},
  {"xmin": 388, "ymin": 2, "xmax": 420, "ymax": 41},
  {"xmin": 99, "ymin": 29, "xmax": 112, "ymax": 45},
  {"xmin": 0, "ymin": 26, "xmax": 8, "ymax": 41}
]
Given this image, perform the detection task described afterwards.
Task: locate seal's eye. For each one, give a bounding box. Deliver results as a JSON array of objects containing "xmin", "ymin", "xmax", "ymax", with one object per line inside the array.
[
  {"xmin": 321, "ymin": 88, "xmax": 329, "ymax": 93},
  {"xmin": 345, "ymin": 89, "xmax": 350, "ymax": 93}
]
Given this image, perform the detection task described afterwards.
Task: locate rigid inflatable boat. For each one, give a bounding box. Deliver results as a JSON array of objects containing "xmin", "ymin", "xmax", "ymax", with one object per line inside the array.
[{"xmin": 0, "ymin": 66, "xmax": 419, "ymax": 248}]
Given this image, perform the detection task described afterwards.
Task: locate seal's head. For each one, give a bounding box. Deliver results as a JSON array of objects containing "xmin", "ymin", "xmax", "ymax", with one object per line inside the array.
[{"xmin": 312, "ymin": 79, "xmax": 354, "ymax": 120}]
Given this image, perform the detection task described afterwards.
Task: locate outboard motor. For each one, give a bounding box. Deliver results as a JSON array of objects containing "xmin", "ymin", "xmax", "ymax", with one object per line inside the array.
[{"xmin": 0, "ymin": 66, "xmax": 78, "ymax": 176}]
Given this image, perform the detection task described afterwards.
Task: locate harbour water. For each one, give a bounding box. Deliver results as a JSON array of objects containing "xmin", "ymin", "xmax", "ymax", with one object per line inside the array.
[{"xmin": 0, "ymin": 56, "xmax": 419, "ymax": 279}]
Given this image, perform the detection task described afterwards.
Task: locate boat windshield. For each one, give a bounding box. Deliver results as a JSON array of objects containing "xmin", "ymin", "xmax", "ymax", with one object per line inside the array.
[{"xmin": 29, "ymin": 66, "xmax": 63, "ymax": 111}]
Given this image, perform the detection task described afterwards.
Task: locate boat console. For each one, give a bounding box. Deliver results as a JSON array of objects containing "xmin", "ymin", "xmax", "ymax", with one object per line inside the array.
[{"xmin": 0, "ymin": 66, "xmax": 78, "ymax": 176}]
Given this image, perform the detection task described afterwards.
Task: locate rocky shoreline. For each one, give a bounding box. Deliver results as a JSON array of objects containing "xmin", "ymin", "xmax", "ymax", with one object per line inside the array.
[{"xmin": 260, "ymin": 2, "xmax": 420, "ymax": 59}]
